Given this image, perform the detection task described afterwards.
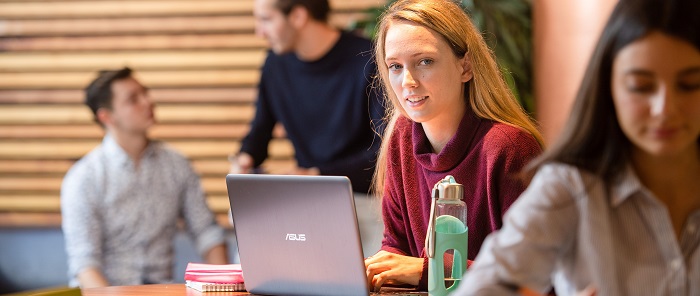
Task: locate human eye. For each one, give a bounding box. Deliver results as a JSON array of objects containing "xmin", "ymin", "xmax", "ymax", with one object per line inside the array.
[
  {"xmin": 678, "ymin": 70, "xmax": 700, "ymax": 92},
  {"xmin": 679, "ymin": 81, "xmax": 700, "ymax": 92},
  {"xmin": 419, "ymin": 58, "xmax": 434, "ymax": 66},
  {"xmin": 387, "ymin": 63, "xmax": 403, "ymax": 73},
  {"xmin": 127, "ymin": 94, "xmax": 140, "ymax": 104},
  {"xmin": 624, "ymin": 74, "xmax": 656, "ymax": 93}
]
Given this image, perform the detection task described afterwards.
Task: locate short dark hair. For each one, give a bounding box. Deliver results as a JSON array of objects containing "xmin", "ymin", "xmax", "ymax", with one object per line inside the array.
[
  {"xmin": 84, "ymin": 67, "xmax": 133, "ymax": 124},
  {"xmin": 527, "ymin": 0, "xmax": 700, "ymax": 182},
  {"xmin": 275, "ymin": 0, "xmax": 330, "ymax": 22}
]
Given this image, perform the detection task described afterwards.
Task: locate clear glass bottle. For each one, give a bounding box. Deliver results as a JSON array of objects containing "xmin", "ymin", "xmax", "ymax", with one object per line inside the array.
[
  {"xmin": 435, "ymin": 186, "xmax": 467, "ymax": 231},
  {"xmin": 427, "ymin": 175, "xmax": 468, "ymax": 296}
]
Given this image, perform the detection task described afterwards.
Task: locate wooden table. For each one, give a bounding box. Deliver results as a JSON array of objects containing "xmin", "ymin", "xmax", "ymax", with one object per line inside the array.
[
  {"xmin": 82, "ymin": 284, "xmax": 249, "ymax": 296},
  {"xmin": 81, "ymin": 284, "xmax": 427, "ymax": 296}
]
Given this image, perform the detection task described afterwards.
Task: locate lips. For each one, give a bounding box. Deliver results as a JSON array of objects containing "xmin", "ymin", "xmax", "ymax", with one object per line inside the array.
[
  {"xmin": 652, "ymin": 127, "xmax": 679, "ymax": 139},
  {"xmin": 406, "ymin": 96, "xmax": 427, "ymax": 103}
]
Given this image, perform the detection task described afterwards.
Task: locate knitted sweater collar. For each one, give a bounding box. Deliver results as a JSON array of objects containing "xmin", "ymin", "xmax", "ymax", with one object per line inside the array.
[{"xmin": 412, "ymin": 109, "xmax": 482, "ymax": 172}]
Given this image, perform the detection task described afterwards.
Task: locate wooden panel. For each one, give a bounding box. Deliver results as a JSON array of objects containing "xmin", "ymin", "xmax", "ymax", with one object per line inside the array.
[
  {"xmin": 0, "ymin": 104, "xmax": 255, "ymax": 124},
  {"xmin": 0, "ymin": 176, "xmax": 228, "ymax": 194},
  {"xmin": 0, "ymin": 212, "xmax": 63, "ymax": 228},
  {"xmin": 0, "ymin": 0, "xmax": 383, "ymax": 19},
  {"xmin": 0, "ymin": 139, "xmax": 294, "ymax": 159},
  {"xmin": 0, "ymin": 158, "xmax": 296, "ymax": 175},
  {"xmin": 0, "ymin": 16, "xmax": 256, "ymax": 37},
  {"xmin": 0, "ymin": 1, "xmax": 254, "ymax": 19},
  {"xmin": 0, "ymin": 50, "xmax": 266, "ymax": 71},
  {"xmin": 0, "ymin": 124, "xmax": 249, "ymax": 139},
  {"xmin": 0, "ymin": 13, "xmax": 369, "ymax": 37},
  {"xmin": 0, "ymin": 195, "xmax": 230, "ymax": 214},
  {"xmin": 0, "ymin": 0, "xmax": 380, "ymax": 228},
  {"xmin": 0, "ymin": 178, "xmax": 62, "ymax": 192},
  {"xmin": 0, "ymin": 70, "xmax": 260, "ymax": 89},
  {"xmin": 0, "ymin": 159, "xmax": 76, "ymax": 174},
  {"xmin": 0, "ymin": 88, "xmax": 257, "ymax": 104},
  {"xmin": 191, "ymin": 158, "xmax": 297, "ymax": 175},
  {"xmin": 0, "ymin": 194, "xmax": 230, "ymax": 213},
  {"xmin": 0, "ymin": 212, "xmax": 234, "ymax": 228},
  {"xmin": 0, "ymin": 34, "xmax": 267, "ymax": 52}
]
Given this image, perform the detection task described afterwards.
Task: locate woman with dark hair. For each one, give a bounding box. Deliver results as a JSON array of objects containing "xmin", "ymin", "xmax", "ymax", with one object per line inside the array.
[{"xmin": 458, "ymin": 0, "xmax": 700, "ymax": 295}]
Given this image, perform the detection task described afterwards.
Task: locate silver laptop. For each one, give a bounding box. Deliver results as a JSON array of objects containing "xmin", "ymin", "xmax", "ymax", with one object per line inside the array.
[{"xmin": 227, "ymin": 174, "xmax": 370, "ymax": 296}]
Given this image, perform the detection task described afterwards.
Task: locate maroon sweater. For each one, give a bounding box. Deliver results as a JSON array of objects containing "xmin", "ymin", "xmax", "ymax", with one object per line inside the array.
[{"xmin": 381, "ymin": 110, "xmax": 542, "ymax": 289}]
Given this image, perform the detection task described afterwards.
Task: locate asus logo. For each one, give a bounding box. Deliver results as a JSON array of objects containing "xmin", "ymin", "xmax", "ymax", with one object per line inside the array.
[{"xmin": 285, "ymin": 233, "xmax": 306, "ymax": 241}]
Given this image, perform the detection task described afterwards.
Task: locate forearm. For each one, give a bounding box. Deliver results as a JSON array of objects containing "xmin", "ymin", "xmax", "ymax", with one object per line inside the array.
[
  {"xmin": 77, "ymin": 267, "xmax": 109, "ymax": 288},
  {"xmin": 204, "ymin": 243, "xmax": 229, "ymax": 264}
]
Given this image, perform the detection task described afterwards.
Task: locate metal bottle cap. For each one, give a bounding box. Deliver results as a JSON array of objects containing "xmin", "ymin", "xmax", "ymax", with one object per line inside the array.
[{"xmin": 436, "ymin": 179, "xmax": 464, "ymax": 201}]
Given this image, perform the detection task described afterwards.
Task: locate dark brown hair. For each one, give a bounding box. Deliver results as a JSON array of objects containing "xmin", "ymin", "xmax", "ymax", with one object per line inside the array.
[
  {"xmin": 275, "ymin": 0, "xmax": 330, "ymax": 22},
  {"xmin": 84, "ymin": 67, "xmax": 133, "ymax": 124}
]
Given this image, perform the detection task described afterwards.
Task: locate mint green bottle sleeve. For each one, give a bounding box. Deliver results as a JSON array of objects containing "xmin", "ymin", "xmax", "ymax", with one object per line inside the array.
[{"xmin": 426, "ymin": 176, "xmax": 468, "ymax": 296}]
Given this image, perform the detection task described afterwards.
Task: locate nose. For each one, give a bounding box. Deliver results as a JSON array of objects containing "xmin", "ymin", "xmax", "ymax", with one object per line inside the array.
[
  {"xmin": 402, "ymin": 69, "xmax": 418, "ymax": 88},
  {"xmin": 254, "ymin": 22, "xmax": 266, "ymax": 39},
  {"xmin": 650, "ymin": 86, "xmax": 678, "ymax": 117}
]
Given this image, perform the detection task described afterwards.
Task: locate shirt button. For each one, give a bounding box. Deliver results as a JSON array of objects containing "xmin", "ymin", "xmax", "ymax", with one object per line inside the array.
[
  {"xmin": 687, "ymin": 223, "xmax": 696, "ymax": 234},
  {"xmin": 670, "ymin": 258, "xmax": 682, "ymax": 271}
]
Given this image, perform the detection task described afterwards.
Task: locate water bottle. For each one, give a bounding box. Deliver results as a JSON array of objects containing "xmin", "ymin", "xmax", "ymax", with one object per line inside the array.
[{"xmin": 426, "ymin": 175, "xmax": 468, "ymax": 296}]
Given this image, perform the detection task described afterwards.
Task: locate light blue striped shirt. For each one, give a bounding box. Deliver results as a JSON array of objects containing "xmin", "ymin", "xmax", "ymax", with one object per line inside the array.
[
  {"xmin": 61, "ymin": 134, "xmax": 224, "ymax": 287},
  {"xmin": 458, "ymin": 163, "xmax": 700, "ymax": 296}
]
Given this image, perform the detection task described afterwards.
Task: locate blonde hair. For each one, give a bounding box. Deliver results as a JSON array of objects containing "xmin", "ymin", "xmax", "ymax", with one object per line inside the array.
[{"xmin": 372, "ymin": 0, "xmax": 544, "ymax": 196}]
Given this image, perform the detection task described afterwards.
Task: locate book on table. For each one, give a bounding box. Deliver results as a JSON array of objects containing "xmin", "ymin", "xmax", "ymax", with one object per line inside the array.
[{"xmin": 184, "ymin": 263, "xmax": 246, "ymax": 292}]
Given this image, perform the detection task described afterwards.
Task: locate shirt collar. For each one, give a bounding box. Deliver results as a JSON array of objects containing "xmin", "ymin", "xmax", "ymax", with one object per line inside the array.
[
  {"xmin": 609, "ymin": 164, "xmax": 646, "ymax": 208},
  {"xmin": 102, "ymin": 133, "xmax": 157, "ymax": 168}
]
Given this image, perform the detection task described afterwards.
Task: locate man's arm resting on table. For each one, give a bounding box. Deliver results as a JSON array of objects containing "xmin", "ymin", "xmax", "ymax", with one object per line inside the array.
[
  {"xmin": 77, "ymin": 267, "xmax": 109, "ymax": 288},
  {"xmin": 204, "ymin": 243, "xmax": 229, "ymax": 264}
]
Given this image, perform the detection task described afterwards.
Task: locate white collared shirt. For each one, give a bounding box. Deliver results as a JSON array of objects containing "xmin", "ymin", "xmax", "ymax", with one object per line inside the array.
[
  {"xmin": 458, "ymin": 163, "xmax": 700, "ymax": 296},
  {"xmin": 61, "ymin": 134, "xmax": 224, "ymax": 286}
]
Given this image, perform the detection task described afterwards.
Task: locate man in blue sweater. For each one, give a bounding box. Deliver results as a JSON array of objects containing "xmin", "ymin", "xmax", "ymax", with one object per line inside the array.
[{"xmin": 230, "ymin": 0, "xmax": 383, "ymax": 195}]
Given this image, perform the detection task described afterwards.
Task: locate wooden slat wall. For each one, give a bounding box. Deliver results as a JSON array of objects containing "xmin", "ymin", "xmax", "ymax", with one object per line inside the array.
[{"xmin": 0, "ymin": 0, "xmax": 384, "ymax": 227}]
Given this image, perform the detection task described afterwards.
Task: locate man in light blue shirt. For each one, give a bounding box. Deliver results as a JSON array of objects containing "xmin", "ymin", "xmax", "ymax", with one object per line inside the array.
[{"xmin": 61, "ymin": 68, "xmax": 228, "ymax": 288}]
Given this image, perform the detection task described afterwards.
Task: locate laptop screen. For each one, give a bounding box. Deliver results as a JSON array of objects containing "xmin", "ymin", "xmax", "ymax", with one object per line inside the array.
[{"xmin": 226, "ymin": 174, "xmax": 370, "ymax": 296}]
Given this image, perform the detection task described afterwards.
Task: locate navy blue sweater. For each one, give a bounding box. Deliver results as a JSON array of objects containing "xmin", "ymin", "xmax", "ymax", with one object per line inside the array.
[{"xmin": 240, "ymin": 31, "xmax": 384, "ymax": 193}]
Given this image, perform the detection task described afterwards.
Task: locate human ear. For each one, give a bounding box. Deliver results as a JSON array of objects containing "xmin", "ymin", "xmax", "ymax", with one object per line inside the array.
[
  {"xmin": 460, "ymin": 54, "xmax": 473, "ymax": 82},
  {"xmin": 96, "ymin": 108, "xmax": 112, "ymax": 127},
  {"xmin": 288, "ymin": 5, "xmax": 309, "ymax": 28}
]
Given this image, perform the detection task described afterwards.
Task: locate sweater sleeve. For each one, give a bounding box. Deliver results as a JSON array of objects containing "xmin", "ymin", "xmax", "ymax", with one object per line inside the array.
[
  {"xmin": 483, "ymin": 127, "xmax": 542, "ymax": 229},
  {"xmin": 379, "ymin": 178, "xmax": 433, "ymax": 290},
  {"xmin": 379, "ymin": 172, "xmax": 410, "ymax": 255},
  {"xmin": 378, "ymin": 121, "xmax": 432, "ymax": 290}
]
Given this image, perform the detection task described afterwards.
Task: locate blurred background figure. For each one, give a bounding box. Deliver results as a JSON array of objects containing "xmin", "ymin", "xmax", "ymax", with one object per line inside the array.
[
  {"xmin": 460, "ymin": 0, "xmax": 700, "ymax": 294},
  {"xmin": 229, "ymin": 0, "xmax": 384, "ymax": 195},
  {"xmin": 61, "ymin": 68, "xmax": 228, "ymax": 288}
]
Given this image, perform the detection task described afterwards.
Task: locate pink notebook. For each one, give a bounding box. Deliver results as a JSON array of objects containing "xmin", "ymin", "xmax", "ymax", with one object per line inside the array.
[{"xmin": 184, "ymin": 263, "xmax": 244, "ymax": 284}]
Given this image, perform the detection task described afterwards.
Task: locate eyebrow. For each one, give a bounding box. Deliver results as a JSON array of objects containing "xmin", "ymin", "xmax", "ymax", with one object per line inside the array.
[
  {"xmin": 624, "ymin": 69, "xmax": 654, "ymax": 77},
  {"xmin": 385, "ymin": 51, "xmax": 437, "ymax": 63}
]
